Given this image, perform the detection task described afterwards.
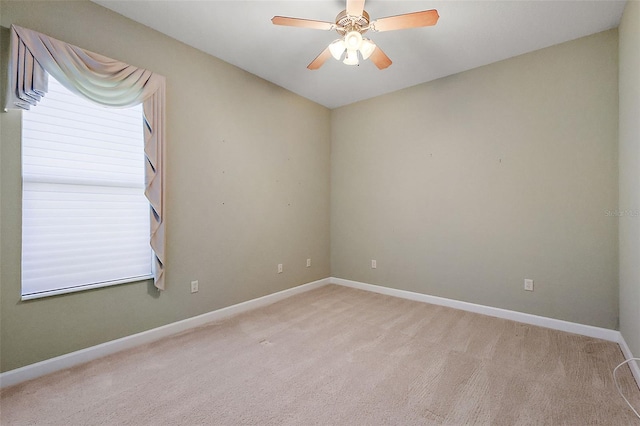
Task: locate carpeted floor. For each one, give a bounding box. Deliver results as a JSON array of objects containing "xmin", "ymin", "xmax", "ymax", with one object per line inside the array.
[{"xmin": 1, "ymin": 284, "xmax": 639, "ymax": 425}]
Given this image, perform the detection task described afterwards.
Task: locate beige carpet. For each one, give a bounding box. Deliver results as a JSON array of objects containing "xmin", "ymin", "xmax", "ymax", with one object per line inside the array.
[{"xmin": 2, "ymin": 284, "xmax": 639, "ymax": 425}]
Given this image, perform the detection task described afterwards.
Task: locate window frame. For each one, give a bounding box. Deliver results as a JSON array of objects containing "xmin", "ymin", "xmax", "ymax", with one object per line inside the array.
[{"xmin": 20, "ymin": 76, "xmax": 153, "ymax": 301}]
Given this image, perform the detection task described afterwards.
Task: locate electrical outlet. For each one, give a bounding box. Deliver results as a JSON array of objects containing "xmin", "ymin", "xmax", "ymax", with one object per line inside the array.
[
  {"xmin": 371, "ymin": 259, "xmax": 377, "ymax": 269},
  {"xmin": 191, "ymin": 280, "xmax": 199, "ymax": 293},
  {"xmin": 524, "ymin": 279, "xmax": 534, "ymax": 291},
  {"xmin": 306, "ymin": 258, "xmax": 311, "ymax": 267},
  {"xmin": 278, "ymin": 264, "xmax": 283, "ymax": 274}
]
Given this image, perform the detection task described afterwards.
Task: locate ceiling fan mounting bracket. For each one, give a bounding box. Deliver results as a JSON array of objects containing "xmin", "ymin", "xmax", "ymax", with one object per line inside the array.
[{"xmin": 335, "ymin": 9, "xmax": 370, "ymax": 35}]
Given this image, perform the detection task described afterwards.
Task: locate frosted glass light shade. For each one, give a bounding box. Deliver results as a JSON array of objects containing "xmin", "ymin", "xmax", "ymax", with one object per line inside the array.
[
  {"xmin": 329, "ymin": 39, "xmax": 346, "ymax": 60},
  {"xmin": 343, "ymin": 50, "xmax": 359, "ymax": 65},
  {"xmin": 344, "ymin": 31, "xmax": 363, "ymax": 51},
  {"xmin": 360, "ymin": 39, "xmax": 376, "ymax": 60}
]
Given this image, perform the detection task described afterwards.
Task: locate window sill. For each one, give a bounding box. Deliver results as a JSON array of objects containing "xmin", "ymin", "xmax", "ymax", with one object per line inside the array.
[{"xmin": 21, "ymin": 274, "xmax": 154, "ymax": 301}]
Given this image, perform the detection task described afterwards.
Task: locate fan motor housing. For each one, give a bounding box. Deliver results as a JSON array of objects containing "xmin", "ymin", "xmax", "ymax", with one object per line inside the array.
[{"xmin": 335, "ymin": 9, "xmax": 370, "ymax": 35}]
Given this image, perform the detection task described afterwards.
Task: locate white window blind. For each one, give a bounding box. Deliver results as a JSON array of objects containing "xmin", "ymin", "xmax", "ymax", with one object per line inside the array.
[{"xmin": 21, "ymin": 76, "xmax": 152, "ymax": 299}]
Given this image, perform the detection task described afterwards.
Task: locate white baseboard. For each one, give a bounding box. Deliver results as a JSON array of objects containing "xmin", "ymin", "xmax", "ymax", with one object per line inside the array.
[
  {"xmin": 330, "ymin": 277, "xmax": 621, "ymax": 342},
  {"xmin": 618, "ymin": 333, "xmax": 640, "ymax": 386},
  {"xmin": 0, "ymin": 277, "xmax": 330, "ymax": 389},
  {"xmin": 3, "ymin": 276, "xmax": 636, "ymax": 390}
]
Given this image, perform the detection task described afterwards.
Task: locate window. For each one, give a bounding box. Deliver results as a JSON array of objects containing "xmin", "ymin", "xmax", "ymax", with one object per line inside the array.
[{"xmin": 21, "ymin": 76, "xmax": 152, "ymax": 299}]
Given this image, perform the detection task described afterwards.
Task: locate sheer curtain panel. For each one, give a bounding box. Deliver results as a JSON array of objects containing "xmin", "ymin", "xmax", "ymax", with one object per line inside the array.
[{"xmin": 5, "ymin": 25, "xmax": 166, "ymax": 290}]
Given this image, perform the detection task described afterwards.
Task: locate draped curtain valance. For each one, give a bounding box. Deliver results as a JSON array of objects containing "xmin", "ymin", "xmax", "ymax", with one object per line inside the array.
[{"xmin": 5, "ymin": 24, "xmax": 166, "ymax": 290}]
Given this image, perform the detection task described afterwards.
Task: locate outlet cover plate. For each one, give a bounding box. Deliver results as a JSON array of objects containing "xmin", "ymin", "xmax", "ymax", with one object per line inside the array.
[{"xmin": 524, "ymin": 279, "xmax": 534, "ymax": 291}]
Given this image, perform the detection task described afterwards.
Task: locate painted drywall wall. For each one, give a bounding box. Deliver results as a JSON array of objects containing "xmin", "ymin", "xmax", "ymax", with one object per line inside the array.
[
  {"xmin": 331, "ymin": 30, "xmax": 619, "ymax": 329},
  {"xmin": 619, "ymin": 0, "xmax": 640, "ymax": 358},
  {"xmin": 0, "ymin": 0, "xmax": 331, "ymax": 372}
]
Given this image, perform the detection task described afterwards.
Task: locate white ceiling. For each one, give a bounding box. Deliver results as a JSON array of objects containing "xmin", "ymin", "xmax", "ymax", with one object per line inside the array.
[{"xmin": 93, "ymin": 0, "xmax": 626, "ymax": 109}]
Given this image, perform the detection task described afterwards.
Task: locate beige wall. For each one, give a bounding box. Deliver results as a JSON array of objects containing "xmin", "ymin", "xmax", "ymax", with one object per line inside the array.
[
  {"xmin": 0, "ymin": 1, "xmax": 331, "ymax": 372},
  {"xmin": 331, "ymin": 30, "xmax": 619, "ymax": 328},
  {"xmin": 619, "ymin": 0, "xmax": 640, "ymax": 358}
]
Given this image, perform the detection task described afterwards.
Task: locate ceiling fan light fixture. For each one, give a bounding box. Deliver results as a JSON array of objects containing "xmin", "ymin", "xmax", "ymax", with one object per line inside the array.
[
  {"xmin": 360, "ymin": 38, "xmax": 376, "ymax": 60},
  {"xmin": 343, "ymin": 49, "xmax": 359, "ymax": 66},
  {"xmin": 273, "ymin": 1, "xmax": 439, "ymax": 70},
  {"xmin": 329, "ymin": 39, "xmax": 346, "ymax": 60},
  {"xmin": 344, "ymin": 30, "xmax": 363, "ymax": 51}
]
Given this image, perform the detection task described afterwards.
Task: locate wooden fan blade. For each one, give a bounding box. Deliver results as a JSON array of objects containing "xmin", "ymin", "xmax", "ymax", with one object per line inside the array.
[
  {"xmin": 372, "ymin": 9, "xmax": 439, "ymax": 32},
  {"xmin": 271, "ymin": 16, "xmax": 334, "ymax": 30},
  {"xmin": 346, "ymin": 0, "xmax": 365, "ymax": 17},
  {"xmin": 307, "ymin": 47, "xmax": 333, "ymax": 70},
  {"xmin": 369, "ymin": 46, "xmax": 392, "ymax": 70}
]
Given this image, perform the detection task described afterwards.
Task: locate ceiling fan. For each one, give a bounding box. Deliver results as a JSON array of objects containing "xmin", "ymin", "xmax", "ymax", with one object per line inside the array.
[{"xmin": 271, "ymin": 0, "xmax": 439, "ymax": 70}]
